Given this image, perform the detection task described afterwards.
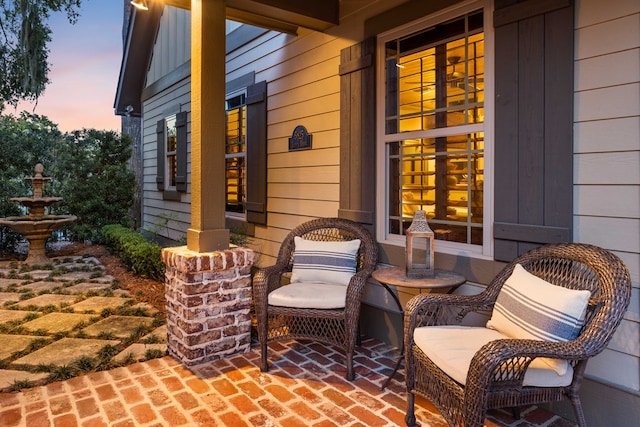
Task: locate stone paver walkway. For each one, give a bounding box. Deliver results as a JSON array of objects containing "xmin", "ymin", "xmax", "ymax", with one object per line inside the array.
[{"xmin": 0, "ymin": 255, "xmax": 166, "ymax": 392}]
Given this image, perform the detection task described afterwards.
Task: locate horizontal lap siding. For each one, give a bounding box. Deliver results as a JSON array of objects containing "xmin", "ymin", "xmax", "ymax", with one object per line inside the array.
[
  {"xmin": 226, "ymin": 29, "xmax": 351, "ymax": 265},
  {"xmin": 574, "ymin": 0, "xmax": 640, "ymax": 391},
  {"xmin": 142, "ymin": 13, "xmax": 192, "ymax": 243}
]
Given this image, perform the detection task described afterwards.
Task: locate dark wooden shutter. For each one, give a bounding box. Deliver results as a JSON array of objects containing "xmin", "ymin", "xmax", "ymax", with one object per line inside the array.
[
  {"xmin": 245, "ymin": 81, "xmax": 268, "ymax": 225},
  {"xmin": 175, "ymin": 111, "xmax": 188, "ymax": 192},
  {"xmin": 493, "ymin": 0, "xmax": 574, "ymax": 261},
  {"xmin": 155, "ymin": 119, "xmax": 165, "ymax": 190},
  {"xmin": 338, "ymin": 37, "xmax": 376, "ymax": 228}
]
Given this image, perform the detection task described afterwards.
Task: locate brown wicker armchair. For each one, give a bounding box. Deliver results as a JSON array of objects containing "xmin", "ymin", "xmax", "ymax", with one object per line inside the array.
[
  {"xmin": 404, "ymin": 243, "xmax": 631, "ymax": 427},
  {"xmin": 253, "ymin": 217, "xmax": 378, "ymax": 380}
]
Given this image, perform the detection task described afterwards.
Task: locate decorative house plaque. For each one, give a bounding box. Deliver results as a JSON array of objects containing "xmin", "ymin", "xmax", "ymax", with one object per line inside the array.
[{"xmin": 288, "ymin": 125, "xmax": 312, "ymax": 151}]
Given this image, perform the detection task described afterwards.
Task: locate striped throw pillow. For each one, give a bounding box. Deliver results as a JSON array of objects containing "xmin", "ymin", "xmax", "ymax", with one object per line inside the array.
[
  {"xmin": 487, "ymin": 263, "xmax": 591, "ymax": 343},
  {"xmin": 290, "ymin": 237, "xmax": 361, "ymax": 286}
]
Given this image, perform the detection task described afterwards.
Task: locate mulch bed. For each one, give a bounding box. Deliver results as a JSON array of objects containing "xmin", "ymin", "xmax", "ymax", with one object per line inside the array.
[{"xmin": 1, "ymin": 242, "xmax": 166, "ymax": 315}]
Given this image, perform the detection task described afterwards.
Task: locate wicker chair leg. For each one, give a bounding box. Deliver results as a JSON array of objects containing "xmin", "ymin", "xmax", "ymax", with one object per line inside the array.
[
  {"xmin": 570, "ymin": 395, "xmax": 587, "ymax": 427},
  {"xmin": 511, "ymin": 406, "xmax": 521, "ymax": 419},
  {"xmin": 260, "ymin": 340, "xmax": 269, "ymax": 372},
  {"xmin": 346, "ymin": 353, "xmax": 354, "ymax": 381},
  {"xmin": 405, "ymin": 391, "xmax": 417, "ymax": 427}
]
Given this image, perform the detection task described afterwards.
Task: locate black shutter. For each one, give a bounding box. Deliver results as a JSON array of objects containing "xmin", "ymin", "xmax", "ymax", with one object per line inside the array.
[
  {"xmin": 175, "ymin": 111, "xmax": 188, "ymax": 192},
  {"xmin": 493, "ymin": 0, "xmax": 574, "ymax": 261},
  {"xmin": 245, "ymin": 81, "xmax": 268, "ymax": 225},
  {"xmin": 338, "ymin": 37, "xmax": 376, "ymax": 228},
  {"xmin": 155, "ymin": 119, "xmax": 165, "ymax": 190}
]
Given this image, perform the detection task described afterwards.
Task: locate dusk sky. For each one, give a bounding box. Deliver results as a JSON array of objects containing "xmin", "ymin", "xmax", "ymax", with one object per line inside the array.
[{"xmin": 8, "ymin": 1, "xmax": 123, "ymax": 133}]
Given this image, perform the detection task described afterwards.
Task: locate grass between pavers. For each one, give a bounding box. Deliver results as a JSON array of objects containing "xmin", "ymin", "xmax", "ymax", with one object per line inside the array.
[{"xmin": 0, "ymin": 255, "xmax": 167, "ymax": 392}]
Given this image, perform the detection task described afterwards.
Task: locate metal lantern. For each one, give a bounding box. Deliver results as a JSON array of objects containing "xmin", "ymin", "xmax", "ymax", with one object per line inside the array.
[{"xmin": 405, "ymin": 210, "xmax": 435, "ymax": 278}]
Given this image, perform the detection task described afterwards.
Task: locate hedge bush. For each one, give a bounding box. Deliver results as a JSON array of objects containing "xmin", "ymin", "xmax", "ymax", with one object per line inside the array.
[{"xmin": 102, "ymin": 224, "xmax": 165, "ymax": 281}]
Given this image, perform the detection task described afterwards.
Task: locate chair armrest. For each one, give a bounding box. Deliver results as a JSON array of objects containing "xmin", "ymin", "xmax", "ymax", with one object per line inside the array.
[
  {"xmin": 467, "ymin": 338, "xmax": 589, "ymax": 389},
  {"xmin": 253, "ymin": 264, "xmax": 287, "ymax": 304},
  {"xmin": 405, "ymin": 292, "xmax": 493, "ymax": 330},
  {"xmin": 344, "ymin": 268, "xmax": 373, "ymax": 309}
]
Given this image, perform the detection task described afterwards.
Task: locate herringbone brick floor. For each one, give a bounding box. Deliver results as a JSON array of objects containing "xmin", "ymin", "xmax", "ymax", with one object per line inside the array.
[{"xmin": 0, "ymin": 338, "xmax": 573, "ymax": 426}]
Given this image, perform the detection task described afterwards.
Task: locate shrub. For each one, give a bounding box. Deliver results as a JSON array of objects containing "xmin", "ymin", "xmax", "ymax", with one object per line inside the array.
[{"xmin": 102, "ymin": 224, "xmax": 165, "ymax": 281}]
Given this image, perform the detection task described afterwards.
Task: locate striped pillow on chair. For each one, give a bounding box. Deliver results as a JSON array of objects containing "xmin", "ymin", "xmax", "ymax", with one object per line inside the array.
[
  {"xmin": 290, "ymin": 236, "xmax": 361, "ymax": 286},
  {"xmin": 486, "ymin": 263, "xmax": 591, "ymax": 374}
]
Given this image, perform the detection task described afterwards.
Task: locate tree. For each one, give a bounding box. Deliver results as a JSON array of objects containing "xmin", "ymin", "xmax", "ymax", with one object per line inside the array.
[
  {"xmin": 0, "ymin": 0, "xmax": 82, "ymax": 107},
  {"xmin": 51, "ymin": 129, "xmax": 135, "ymax": 242}
]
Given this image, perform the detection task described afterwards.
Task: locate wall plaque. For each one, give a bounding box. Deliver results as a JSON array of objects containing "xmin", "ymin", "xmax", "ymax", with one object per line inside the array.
[{"xmin": 288, "ymin": 125, "xmax": 312, "ymax": 151}]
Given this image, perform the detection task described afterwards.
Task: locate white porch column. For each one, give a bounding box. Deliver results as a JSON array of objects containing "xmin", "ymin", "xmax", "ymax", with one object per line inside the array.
[{"xmin": 188, "ymin": 0, "xmax": 229, "ymax": 252}]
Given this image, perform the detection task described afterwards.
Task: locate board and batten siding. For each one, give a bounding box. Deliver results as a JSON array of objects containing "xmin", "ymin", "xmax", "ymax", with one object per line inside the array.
[
  {"xmin": 573, "ymin": 0, "xmax": 639, "ymax": 392},
  {"xmin": 147, "ymin": 7, "xmax": 190, "ymax": 85}
]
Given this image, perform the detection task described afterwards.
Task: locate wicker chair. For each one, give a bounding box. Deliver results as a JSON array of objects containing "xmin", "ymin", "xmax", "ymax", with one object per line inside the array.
[
  {"xmin": 253, "ymin": 217, "xmax": 378, "ymax": 380},
  {"xmin": 404, "ymin": 243, "xmax": 632, "ymax": 427}
]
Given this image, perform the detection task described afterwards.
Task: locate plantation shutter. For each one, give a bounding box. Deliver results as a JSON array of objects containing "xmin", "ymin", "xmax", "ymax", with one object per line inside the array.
[
  {"xmin": 245, "ymin": 80, "xmax": 268, "ymax": 225},
  {"xmin": 175, "ymin": 111, "xmax": 188, "ymax": 192},
  {"xmin": 155, "ymin": 119, "xmax": 165, "ymax": 190},
  {"xmin": 493, "ymin": 0, "xmax": 574, "ymax": 261},
  {"xmin": 338, "ymin": 37, "xmax": 376, "ymax": 228}
]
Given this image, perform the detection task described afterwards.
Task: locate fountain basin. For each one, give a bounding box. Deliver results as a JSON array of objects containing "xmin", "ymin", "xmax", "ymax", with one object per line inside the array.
[
  {"xmin": 0, "ymin": 215, "xmax": 77, "ymax": 264},
  {"xmin": 9, "ymin": 197, "xmax": 64, "ymax": 220}
]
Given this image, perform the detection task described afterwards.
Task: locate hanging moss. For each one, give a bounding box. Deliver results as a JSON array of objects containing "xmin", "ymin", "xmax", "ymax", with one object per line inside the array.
[{"xmin": 0, "ymin": 0, "xmax": 82, "ymax": 107}]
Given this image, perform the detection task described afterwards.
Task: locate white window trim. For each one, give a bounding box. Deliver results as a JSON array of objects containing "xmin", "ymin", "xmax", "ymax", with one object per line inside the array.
[{"xmin": 375, "ymin": 0, "xmax": 495, "ymax": 260}]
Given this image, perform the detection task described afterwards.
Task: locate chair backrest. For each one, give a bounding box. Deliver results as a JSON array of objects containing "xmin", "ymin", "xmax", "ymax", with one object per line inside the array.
[
  {"xmin": 276, "ymin": 217, "xmax": 378, "ymax": 276},
  {"xmin": 485, "ymin": 243, "xmax": 632, "ymax": 357}
]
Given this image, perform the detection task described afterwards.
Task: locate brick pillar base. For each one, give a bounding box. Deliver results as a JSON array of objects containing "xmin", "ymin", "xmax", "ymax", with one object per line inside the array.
[{"xmin": 162, "ymin": 246, "xmax": 254, "ymax": 366}]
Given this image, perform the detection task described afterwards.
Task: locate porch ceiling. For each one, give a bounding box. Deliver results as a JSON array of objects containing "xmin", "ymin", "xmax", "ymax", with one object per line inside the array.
[{"xmin": 165, "ymin": 0, "xmax": 339, "ymax": 33}]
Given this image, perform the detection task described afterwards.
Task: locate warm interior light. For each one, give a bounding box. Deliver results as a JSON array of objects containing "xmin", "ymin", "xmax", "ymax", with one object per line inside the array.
[{"xmin": 131, "ymin": 0, "xmax": 148, "ymax": 10}]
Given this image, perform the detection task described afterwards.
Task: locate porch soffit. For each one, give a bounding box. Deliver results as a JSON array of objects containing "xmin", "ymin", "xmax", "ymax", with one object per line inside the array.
[{"xmin": 166, "ymin": 0, "xmax": 339, "ymax": 32}]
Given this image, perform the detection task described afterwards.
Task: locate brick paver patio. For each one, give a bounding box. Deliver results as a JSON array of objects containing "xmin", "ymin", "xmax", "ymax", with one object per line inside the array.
[
  {"xmin": 0, "ymin": 337, "xmax": 574, "ymax": 427},
  {"xmin": 0, "ymin": 253, "xmax": 573, "ymax": 426}
]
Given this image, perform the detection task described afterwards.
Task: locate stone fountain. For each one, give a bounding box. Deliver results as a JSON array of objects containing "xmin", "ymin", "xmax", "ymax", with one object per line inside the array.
[{"xmin": 0, "ymin": 163, "xmax": 77, "ymax": 264}]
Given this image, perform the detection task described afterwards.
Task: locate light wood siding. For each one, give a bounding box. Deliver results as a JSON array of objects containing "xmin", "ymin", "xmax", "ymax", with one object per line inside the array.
[{"xmin": 574, "ymin": 0, "xmax": 640, "ymax": 392}]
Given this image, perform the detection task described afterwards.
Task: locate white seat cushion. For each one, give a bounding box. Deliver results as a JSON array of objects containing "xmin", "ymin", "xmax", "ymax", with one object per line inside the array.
[
  {"xmin": 414, "ymin": 325, "xmax": 574, "ymax": 387},
  {"xmin": 268, "ymin": 282, "xmax": 347, "ymax": 309}
]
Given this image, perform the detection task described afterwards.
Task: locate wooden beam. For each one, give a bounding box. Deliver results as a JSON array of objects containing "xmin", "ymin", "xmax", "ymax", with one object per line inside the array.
[
  {"xmin": 154, "ymin": 0, "xmax": 338, "ymax": 32},
  {"xmin": 161, "ymin": 0, "xmax": 191, "ymax": 9}
]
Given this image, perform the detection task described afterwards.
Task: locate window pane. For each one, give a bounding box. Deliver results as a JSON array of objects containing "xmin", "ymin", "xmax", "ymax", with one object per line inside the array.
[
  {"xmin": 166, "ymin": 116, "xmax": 177, "ymax": 153},
  {"xmin": 167, "ymin": 154, "xmax": 177, "ymax": 187},
  {"xmin": 385, "ymin": 11, "xmax": 484, "ymax": 133},
  {"xmin": 225, "ymin": 157, "xmax": 245, "ymax": 213},
  {"xmin": 388, "ymin": 133, "xmax": 483, "ymax": 244}
]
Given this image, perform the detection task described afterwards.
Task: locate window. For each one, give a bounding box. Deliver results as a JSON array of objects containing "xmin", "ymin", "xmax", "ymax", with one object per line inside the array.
[
  {"xmin": 225, "ymin": 93, "xmax": 246, "ymax": 215},
  {"xmin": 165, "ymin": 115, "xmax": 178, "ymax": 190},
  {"xmin": 156, "ymin": 111, "xmax": 186, "ymax": 197},
  {"xmin": 378, "ymin": 6, "xmax": 487, "ymax": 250}
]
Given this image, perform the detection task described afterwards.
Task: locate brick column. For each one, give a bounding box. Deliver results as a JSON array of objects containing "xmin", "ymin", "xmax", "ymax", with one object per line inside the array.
[{"xmin": 162, "ymin": 246, "xmax": 254, "ymax": 366}]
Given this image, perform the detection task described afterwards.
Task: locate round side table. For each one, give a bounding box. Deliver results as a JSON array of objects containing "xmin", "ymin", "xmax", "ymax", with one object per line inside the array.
[{"xmin": 371, "ymin": 266, "xmax": 466, "ymax": 390}]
